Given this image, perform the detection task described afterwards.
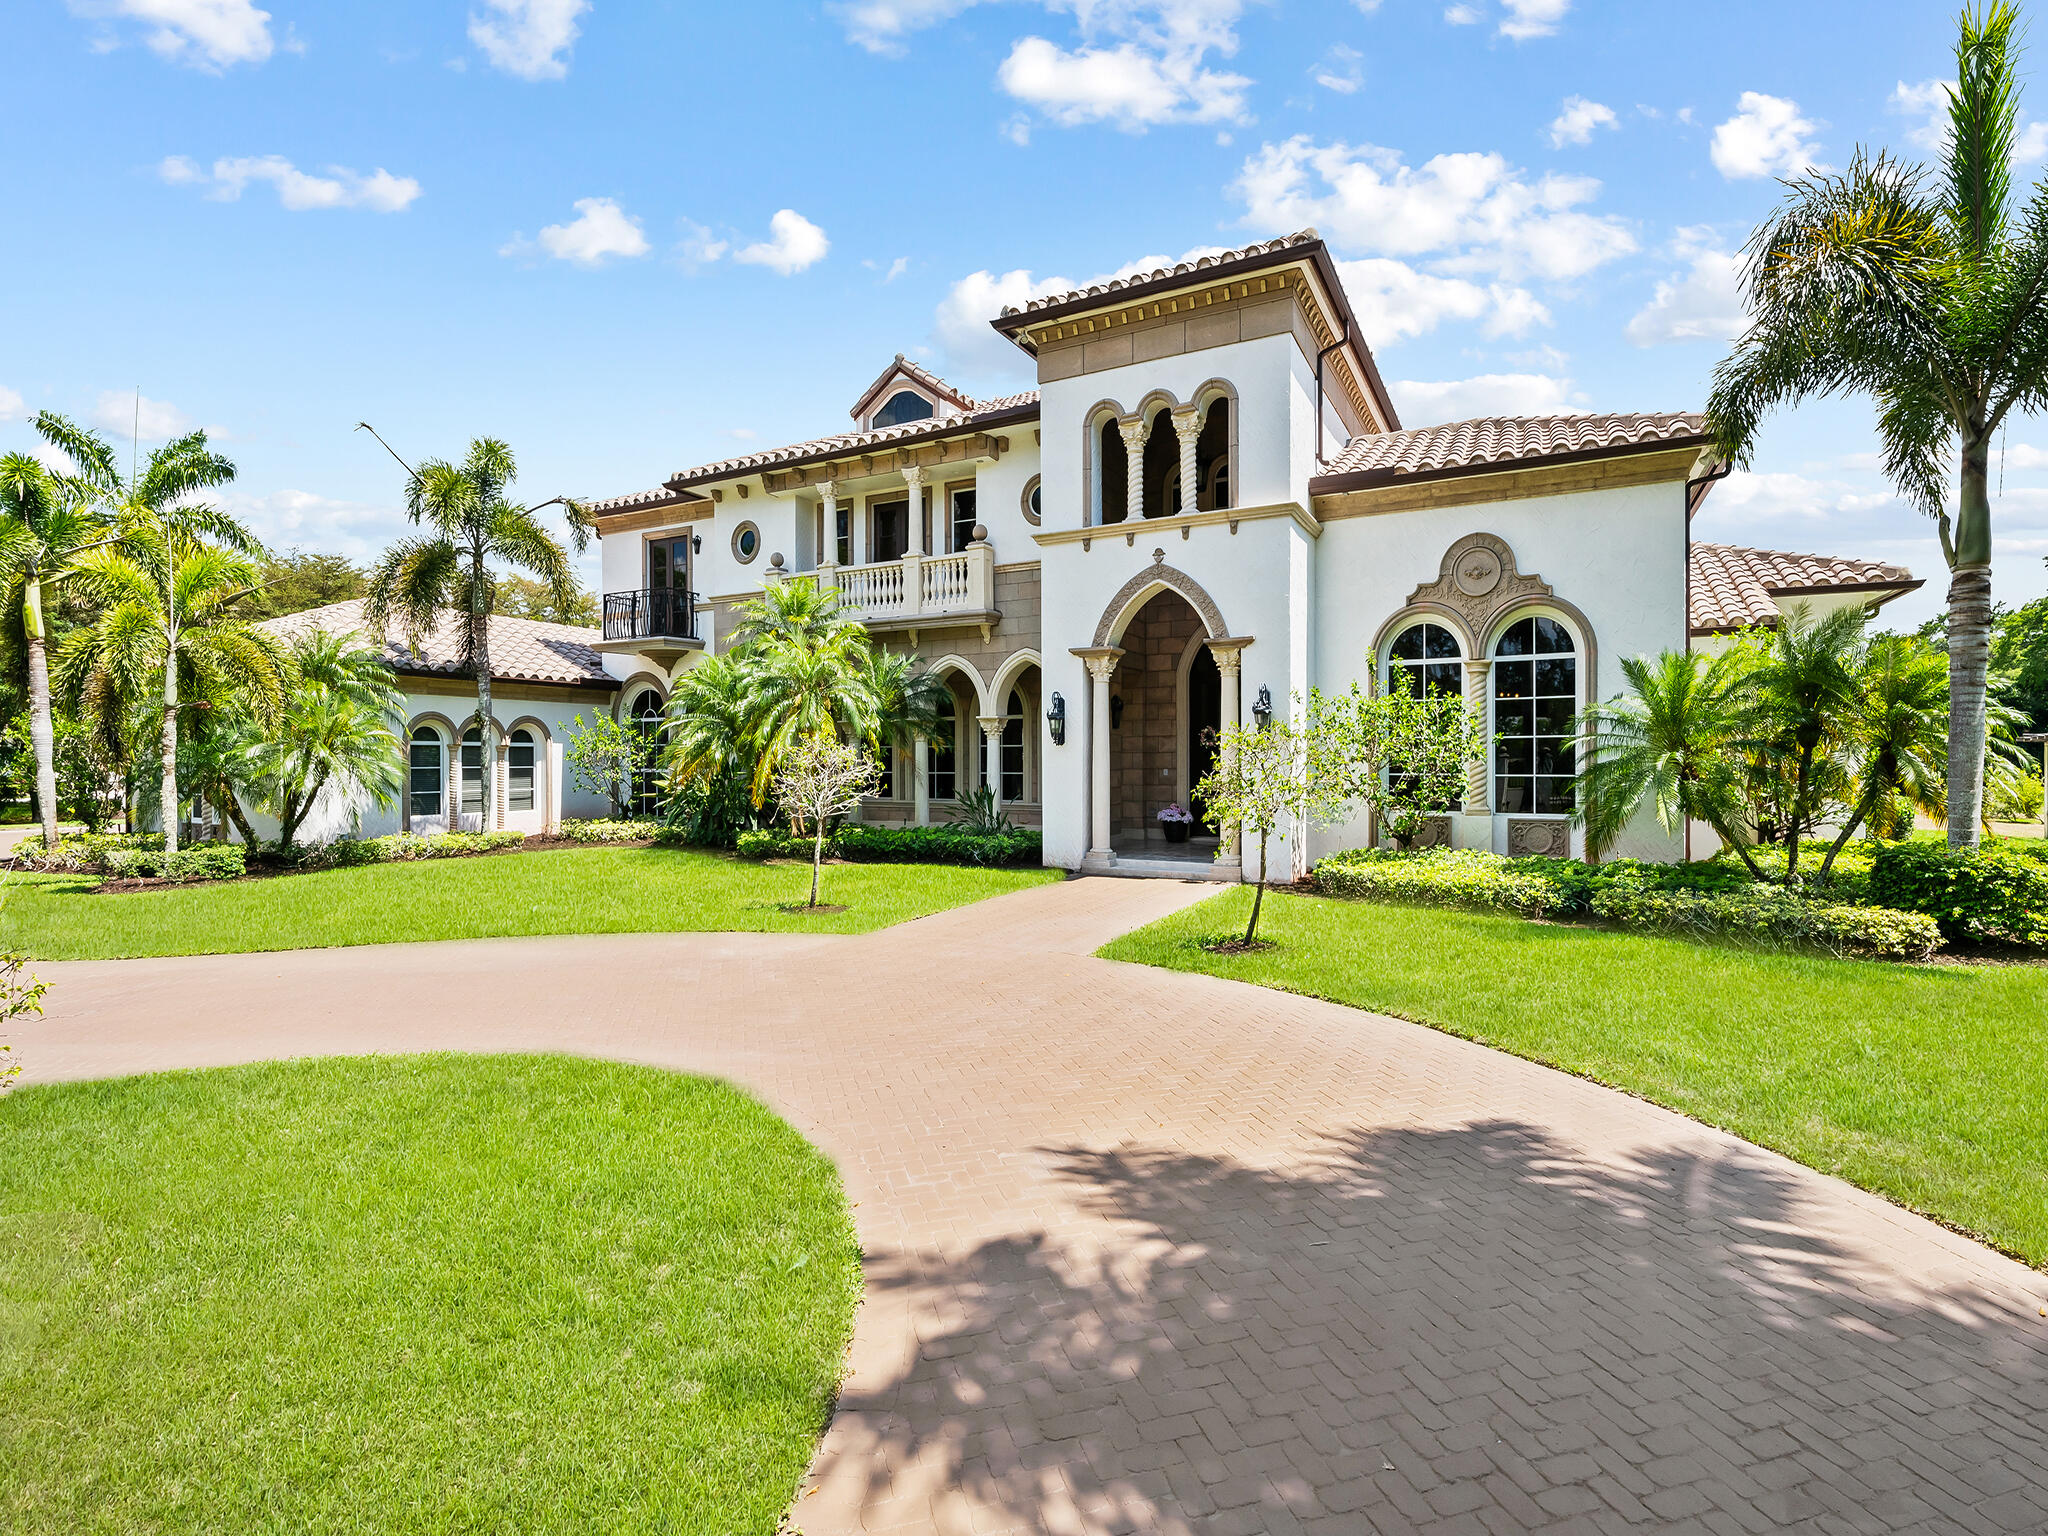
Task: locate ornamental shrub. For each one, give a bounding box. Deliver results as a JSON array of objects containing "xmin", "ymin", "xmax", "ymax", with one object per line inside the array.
[
  {"xmin": 736, "ymin": 829, "xmax": 811, "ymax": 861},
  {"xmin": 558, "ymin": 818, "xmax": 661, "ymax": 844},
  {"xmin": 1589, "ymin": 884, "xmax": 1940, "ymax": 960},
  {"xmin": 833, "ymin": 823, "xmax": 1043, "ymax": 867},
  {"xmin": 1312, "ymin": 848, "xmax": 1568, "ymax": 916},
  {"xmin": 13, "ymin": 831, "xmax": 163, "ymax": 873},
  {"xmin": 1868, "ymin": 840, "xmax": 2048, "ymax": 948},
  {"xmin": 296, "ymin": 830, "xmax": 525, "ymax": 870}
]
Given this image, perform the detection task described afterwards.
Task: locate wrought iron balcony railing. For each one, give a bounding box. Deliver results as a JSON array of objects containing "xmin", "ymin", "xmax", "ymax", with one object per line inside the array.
[{"xmin": 602, "ymin": 587, "xmax": 698, "ymax": 642}]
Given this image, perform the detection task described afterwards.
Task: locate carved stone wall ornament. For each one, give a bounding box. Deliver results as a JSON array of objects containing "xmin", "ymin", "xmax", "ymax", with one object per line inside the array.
[
  {"xmin": 1091, "ymin": 561, "xmax": 1229, "ymax": 646},
  {"xmin": 1506, "ymin": 818, "xmax": 1570, "ymax": 857},
  {"xmin": 1407, "ymin": 533, "xmax": 1553, "ymax": 642}
]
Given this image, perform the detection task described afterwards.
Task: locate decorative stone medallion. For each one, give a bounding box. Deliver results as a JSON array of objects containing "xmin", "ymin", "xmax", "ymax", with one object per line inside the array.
[
  {"xmin": 1403, "ymin": 533, "xmax": 1554, "ymax": 642},
  {"xmin": 1453, "ymin": 546, "xmax": 1502, "ymax": 598},
  {"xmin": 1505, "ymin": 818, "xmax": 1570, "ymax": 857}
]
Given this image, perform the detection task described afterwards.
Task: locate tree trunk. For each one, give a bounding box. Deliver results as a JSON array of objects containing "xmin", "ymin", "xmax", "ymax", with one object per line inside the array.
[
  {"xmin": 810, "ymin": 826, "xmax": 824, "ymax": 907},
  {"xmin": 1785, "ymin": 741, "xmax": 1814, "ymax": 878},
  {"xmin": 161, "ymin": 649, "xmax": 180, "ymax": 857},
  {"xmin": 24, "ymin": 577, "xmax": 60, "ymax": 852},
  {"xmin": 1818, "ymin": 791, "xmax": 1874, "ymax": 883},
  {"xmin": 216, "ymin": 788, "xmax": 259, "ymax": 850},
  {"xmin": 468, "ymin": 591, "xmax": 492, "ymax": 834},
  {"xmin": 1245, "ymin": 829, "xmax": 1269, "ymax": 944},
  {"xmin": 1947, "ymin": 433, "xmax": 1994, "ymax": 849}
]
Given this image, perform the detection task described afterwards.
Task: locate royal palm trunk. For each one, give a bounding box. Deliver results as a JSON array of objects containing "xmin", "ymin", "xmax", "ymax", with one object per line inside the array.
[
  {"xmin": 1947, "ymin": 434, "xmax": 1994, "ymax": 849},
  {"xmin": 466, "ymin": 589, "xmax": 492, "ymax": 834},
  {"xmin": 161, "ymin": 647, "xmax": 180, "ymax": 857},
  {"xmin": 23, "ymin": 576, "xmax": 60, "ymax": 851}
]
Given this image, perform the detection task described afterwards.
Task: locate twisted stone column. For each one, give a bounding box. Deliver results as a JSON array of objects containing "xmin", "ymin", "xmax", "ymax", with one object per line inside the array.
[
  {"xmin": 1118, "ymin": 415, "xmax": 1147, "ymax": 522},
  {"xmin": 1172, "ymin": 405, "xmax": 1202, "ymax": 516},
  {"xmin": 1462, "ymin": 658, "xmax": 1492, "ymax": 815}
]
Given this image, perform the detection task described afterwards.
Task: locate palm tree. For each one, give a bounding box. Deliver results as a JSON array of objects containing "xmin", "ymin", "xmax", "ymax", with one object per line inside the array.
[
  {"xmin": 1817, "ymin": 634, "xmax": 1951, "ymax": 879},
  {"xmin": 1744, "ymin": 605, "xmax": 1867, "ymax": 877},
  {"xmin": 0, "ymin": 438, "xmax": 111, "ymax": 849},
  {"xmin": 59, "ymin": 538, "xmax": 288, "ymax": 846},
  {"xmin": 1571, "ymin": 648, "xmax": 1766, "ymax": 876},
  {"xmin": 1706, "ymin": 2, "xmax": 2048, "ymax": 848},
  {"xmin": 256, "ymin": 630, "xmax": 407, "ymax": 848},
  {"xmin": 360, "ymin": 432, "xmax": 588, "ymax": 830},
  {"xmin": 859, "ymin": 646, "xmax": 949, "ymax": 784},
  {"xmin": 726, "ymin": 577, "xmax": 855, "ymax": 651},
  {"xmin": 740, "ymin": 626, "xmax": 880, "ymax": 803}
]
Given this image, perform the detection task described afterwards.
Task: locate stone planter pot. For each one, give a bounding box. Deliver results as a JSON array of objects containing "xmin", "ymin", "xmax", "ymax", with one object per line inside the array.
[{"xmin": 1161, "ymin": 820, "xmax": 1192, "ymax": 844}]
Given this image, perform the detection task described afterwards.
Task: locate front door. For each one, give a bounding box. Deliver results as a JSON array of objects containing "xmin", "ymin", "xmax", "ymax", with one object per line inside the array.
[{"xmin": 1188, "ymin": 646, "xmax": 1221, "ymax": 834}]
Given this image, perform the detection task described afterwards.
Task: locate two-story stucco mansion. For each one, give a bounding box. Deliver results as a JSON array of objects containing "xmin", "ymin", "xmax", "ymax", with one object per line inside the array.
[{"xmin": 285, "ymin": 230, "xmax": 1917, "ymax": 873}]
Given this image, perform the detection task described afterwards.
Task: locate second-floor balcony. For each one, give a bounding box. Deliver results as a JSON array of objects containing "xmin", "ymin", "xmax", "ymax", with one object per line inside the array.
[
  {"xmin": 599, "ymin": 587, "xmax": 701, "ymax": 655},
  {"xmin": 803, "ymin": 542, "xmax": 998, "ymax": 636}
]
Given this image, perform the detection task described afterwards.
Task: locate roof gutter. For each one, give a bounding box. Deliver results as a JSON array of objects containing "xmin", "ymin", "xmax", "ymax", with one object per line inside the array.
[
  {"xmin": 1309, "ymin": 432, "xmax": 1709, "ymax": 498},
  {"xmin": 660, "ymin": 399, "xmax": 1041, "ymax": 492}
]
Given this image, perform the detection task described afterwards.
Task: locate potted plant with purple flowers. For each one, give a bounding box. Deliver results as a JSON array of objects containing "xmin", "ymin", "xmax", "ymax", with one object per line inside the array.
[{"xmin": 1157, "ymin": 802, "xmax": 1195, "ymax": 843}]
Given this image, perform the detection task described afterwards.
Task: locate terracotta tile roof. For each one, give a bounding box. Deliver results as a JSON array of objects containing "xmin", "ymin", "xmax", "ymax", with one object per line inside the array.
[
  {"xmin": 1689, "ymin": 542, "xmax": 1921, "ymax": 633},
  {"xmin": 588, "ymin": 483, "xmax": 704, "ymax": 516},
  {"xmin": 1317, "ymin": 412, "xmax": 1708, "ymax": 482},
  {"xmin": 999, "ymin": 230, "xmax": 1322, "ymax": 319},
  {"xmin": 850, "ymin": 353, "xmax": 973, "ymax": 419},
  {"xmin": 263, "ymin": 599, "xmax": 613, "ymax": 688},
  {"xmin": 613, "ymin": 390, "xmax": 1041, "ymax": 496}
]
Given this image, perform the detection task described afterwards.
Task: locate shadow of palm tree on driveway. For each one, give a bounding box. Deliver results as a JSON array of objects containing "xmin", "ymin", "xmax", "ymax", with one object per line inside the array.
[{"xmin": 823, "ymin": 1120, "xmax": 2048, "ymax": 1534}]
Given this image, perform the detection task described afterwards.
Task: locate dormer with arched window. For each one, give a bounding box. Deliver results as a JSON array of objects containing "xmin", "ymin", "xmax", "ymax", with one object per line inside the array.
[{"xmin": 849, "ymin": 354, "xmax": 974, "ymax": 432}]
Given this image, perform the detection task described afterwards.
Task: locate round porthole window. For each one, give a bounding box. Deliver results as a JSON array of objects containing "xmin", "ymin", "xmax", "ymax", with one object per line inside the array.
[
  {"xmin": 1021, "ymin": 475, "xmax": 1042, "ymax": 527},
  {"xmin": 732, "ymin": 522, "xmax": 760, "ymax": 563}
]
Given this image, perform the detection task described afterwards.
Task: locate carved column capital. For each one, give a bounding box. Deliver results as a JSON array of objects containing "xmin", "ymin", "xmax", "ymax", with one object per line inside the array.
[
  {"xmin": 1072, "ymin": 645, "xmax": 1124, "ymax": 682},
  {"xmin": 1116, "ymin": 414, "xmax": 1149, "ymax": 450}
]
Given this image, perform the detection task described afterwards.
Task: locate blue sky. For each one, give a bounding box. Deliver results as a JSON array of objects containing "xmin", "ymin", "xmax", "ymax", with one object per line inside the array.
[{"xmin": 3, "ymin": 0, "xmax": 2041, "ymax": 626}]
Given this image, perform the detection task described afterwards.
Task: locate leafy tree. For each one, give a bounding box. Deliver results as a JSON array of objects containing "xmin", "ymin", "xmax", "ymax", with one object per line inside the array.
[
  {"xmin": 1195, "ymin": 704, "xmax": 1352, "ymax": 946},
  {"xmin": 1574, "ymin": 648, "xmax": 1768, "ymax": 873},
  {"xmin": 495, "ymin": 572, "xmax": 598, "ymax": 626},
  {"xmin": 254, "ymin": 630, "xmax": 407, "ymax": 847},
  {"xmin": 772, "ymin": 734, "xmax": 879, "ymax": 908},
  {"xmin": 727, "ymin": 578, "xmax": 854, "ymax": 651},
  {"xmin": 565, "ymin": 712, "xmax": 658, "ymax": 819},
  {"xmin": 1706, "ymin": 3, "xmax": 2048, "ymax": 847},
  {"xmin": 1317, "ymin": 683, "xmax": 1483, "ymax": 851},
  {"xmin": 1988, "ymin": 592, "xmax": 2048, "ymax": 731},
  {"xmin": 241, "ymin": 549, "xmax": 368, "ymax": 621},
  {"xmin": 0, "ymin": 422, "xmax": 114, "ymax": 848},
  {"xmin": 360, "ymin": 432, "xmax": 588, "ymax": 827}
]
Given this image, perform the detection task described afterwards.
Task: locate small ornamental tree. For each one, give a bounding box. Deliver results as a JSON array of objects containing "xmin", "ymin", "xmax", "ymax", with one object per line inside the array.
[
  {"xmin": 1195, "ymin": 701, "xmax": 1353, "ymax": 946},
  {"xmin": 565, "ymin": 714, "xmax": 655, "ymax": 818},
  {"xmin": 1316, "ymin": 683, "xmax": 1482, "ymax": 849},
  {"xmin": 772, "ymin": 735, "xmax": 880, "ymax": 908}
]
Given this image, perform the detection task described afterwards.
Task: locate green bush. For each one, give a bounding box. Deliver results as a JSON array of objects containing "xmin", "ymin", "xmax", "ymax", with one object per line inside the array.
[
  {"xmin": 557, "ymin": 818, "xmax": 661, "ymax": 844},
  {"xmin": 1869, "ymin": 840, "xmax": 2048, "ymax": 948},
  {"xmin": 296, "ymin": 830, "xmax": 525, "ymax": 871},
  {"xmin": 1590, "ymin": 884, "xmax": 1940, "ymax": 960},
  {"xmin": 15, "ymin": 834, "xmax": 245, "ymax": 882},
  {"xmin": 736, "ymin": 829, "xmax": 814, "ymax": 861},
  {"xmin": 1313, "ymin": 848, "xmax": 1568, "ymax": 915},
  {"xmin": 13, "ymin": 831, "xmax": 162, "ymax": 874},
  {"xmin": 834, "ymin": 823, "xmax": 1043, "ymax": 867}
]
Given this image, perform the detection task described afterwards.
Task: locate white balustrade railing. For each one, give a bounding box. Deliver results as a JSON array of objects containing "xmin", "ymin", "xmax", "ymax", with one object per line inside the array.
[{"xmin": 813, "ymin": 543, "xmax": 995, "ymax": 626}]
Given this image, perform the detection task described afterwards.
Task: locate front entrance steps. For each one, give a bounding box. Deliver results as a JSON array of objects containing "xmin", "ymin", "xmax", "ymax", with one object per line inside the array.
[{"xmin": 1082, "ymin": 836, "xmax": 1239, "ymax": 882}]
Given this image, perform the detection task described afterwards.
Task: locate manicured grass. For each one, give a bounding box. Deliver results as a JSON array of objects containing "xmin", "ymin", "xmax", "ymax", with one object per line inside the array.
[
  {"xmin": 1103, "ymin": 887, "xmax": 2048, "ymax": 1266},
  {"xmin": 0, "ymin": 845, "xmax": 1062, "ymax": 960},
  {"xmin": 0, "ymin": 1054, "xmax": 861, "ymax": 1535}
]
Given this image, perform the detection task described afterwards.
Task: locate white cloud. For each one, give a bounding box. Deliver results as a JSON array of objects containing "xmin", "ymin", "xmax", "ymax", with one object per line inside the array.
[
  {"xmin": 222, "ymin": 488, "xmax": 406, "ymax": 561},
  {"xmin": 1626, "ymin": 228, "xmax": 1746, "ymax": 346},
  {"xmin": 934, "ymin": 267, "xmax": 1075, "ymax": 376},
  {"xmin": 69, "ymin": 0, "xmax": 274, "ymax": 71},
  {"xmin": 1392, "ymin": 373, "xmax": 1579, "ymax": 423},
  {"xmin": 469, "ymin": 0, "xmax": 588, "ymax": 80},
  {"xmin": 1336, "ymin": 258, "xmax": 1549, "ymax": 345},
  {"xmin": 1549, "ymin": 95, "xmax": 1616, "ymax": 148},
  {"xmin": 732, "ymin": 209, "xmax": 830, "ymax": 275},
  {"xmin": 1498, "ymin": 0, "xmax": 1568, "ymax": 40},
  {"xmin": 1890, "ymin": 77, "xmax": 2048, "ymax": 165},
  {"xmin": 91, "ymin": 391, "xmax": 192, "ymax": 441},
  {"xmin": 0, "ymin": 387, "xmax": 24, "ymax": 423},
  {"xmin": 998, "ymin": 36, "xmax": 1249, "ymax": 129},
  {"xmin": 673, "ymin": 221, "xmax": 729, "ymax": 269},
  {"xmin": 1706, "ymin": 469, "xmax": 1892, "ymax": 527},
  {"xmin": 159, "ymin": 154, "xmax": 422, "ymax": 212},
  {"xmin": 1312, "ymin": 45, "xmax": 1362, "ymax": 95},
  {"xmin": 503, "ymin": 197, "xmax": 650, "ymax": 266},
  {"xmin": 1711, "ymin": 92, "xmax": 1825, "ymax": 180},
  {"xmin": 831, "ymin": 0, "xmax": 979, "ymax": 54},
  {"xmin": 1233, "ymin": 135, "xmax": 1636, "ymax": 282},
  {"xmin": 1443, "ymin": 4, "xmax": 1479, "ymax": 21}
]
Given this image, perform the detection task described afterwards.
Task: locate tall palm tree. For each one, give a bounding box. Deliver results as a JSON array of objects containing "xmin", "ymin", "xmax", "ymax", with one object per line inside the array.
[
  {"xmin": 1706, "ymin": 2, "xmax": 2048, "ymax": 848},
  {"xmin": 1817, "ymin": 634, "xmax": 1951, "ymax": 878},
  {"xmin": 1744, "ymin": 605, "xmax": 1867, "ymax": 877},
  {"xmin": 360, "ymin": 433, "xmax": 588, "ymax": 831},
  {"xmin": 59, "ymin": 537, "xmax": 288, "ymax": 846},
  {"xmin": 0, "ymin": 439, "xmax": 110, "ymax": 849},
  {"xmin": 1571, "ymin": 647, "xmax": 1766, "ymax": 876},
  {"xmin": 741, "ymin": 626, "xmax": 881, "ymax": 804},
  {"xmin": 32, "ymin": 414, "xmax": 263, "ymax": 853}
]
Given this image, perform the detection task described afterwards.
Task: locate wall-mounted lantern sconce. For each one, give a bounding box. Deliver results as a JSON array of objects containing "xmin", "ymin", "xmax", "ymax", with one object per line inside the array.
[
  {"xmin": 1046, "ymin": 692, "xmax": 1066, "ymax": 745},
  {"xmin": 1110, "ymin": 693, "xmax": 1125, "ymax": 730},
  {"xmin": 691, "ymin": 533, "xmax": 703, "ymax": 554},
  {"xmin": 1252, "ymin": 685, "xmax": 1273, "ymax": 730}
]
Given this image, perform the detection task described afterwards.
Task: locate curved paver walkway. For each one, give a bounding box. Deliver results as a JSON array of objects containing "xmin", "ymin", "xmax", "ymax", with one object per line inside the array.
[{"xmin": 13, "ymin": 876, "xmax": 2048, "ymax": 1534}]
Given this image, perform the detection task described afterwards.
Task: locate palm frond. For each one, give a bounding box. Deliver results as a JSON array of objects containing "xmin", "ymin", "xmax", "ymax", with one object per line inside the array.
[{"xmin": 1947, "ymin": 1, "xmax": 2022, "ymax": 259}]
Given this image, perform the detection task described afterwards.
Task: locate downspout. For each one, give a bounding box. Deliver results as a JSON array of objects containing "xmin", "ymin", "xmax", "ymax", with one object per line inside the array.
[{"xmin": 1314, "ymin": 321, "xmax": 1352, "ymax": 465}]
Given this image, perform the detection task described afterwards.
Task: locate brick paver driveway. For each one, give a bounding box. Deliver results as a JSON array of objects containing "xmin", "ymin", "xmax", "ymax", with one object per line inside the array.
[{"xmin": 15, "ymin": 876, "xmax": 2048, "ymax": 1534}]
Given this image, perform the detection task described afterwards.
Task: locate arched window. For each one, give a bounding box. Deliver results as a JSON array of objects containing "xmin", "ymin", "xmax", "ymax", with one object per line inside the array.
[
  {"xmin": 1141, "ymin": 408, "xmax": 1176, "ymax": 518},
  {"xmin": 1197, "ymin": 396, "xmax": 1230, "ymax": 510},
  {"xmin": 1096, "ymin": 416, "xmax": 1127, "ymax": 525},
  {"xmin": 1493, "ymin": 616, "xmax": 1578, "ymax": 815},
  {"xmin": 629, "ymin": 690, "xmax": 666, "ymax": 815},
  {"xmin": 1387, "ymin": 622, "xmax": 1463, "ymax": 698},
  {"xmin": 508, "ymin": 728, "xmax": 537, "ymax": 812},
  {"xmin": 928, "ymin": 692, "xmax": 957, "ymax": 801},
  {"xmin": 872, "ymin": 390, "xmax": 934, "ymax": 429},
  {"xmin": 460, "ymin": 727, "xmax": 485, "ymax": 817},
  {"xmin": 408, "ymin": 726, "xmax": 444, "ymax": 822}
]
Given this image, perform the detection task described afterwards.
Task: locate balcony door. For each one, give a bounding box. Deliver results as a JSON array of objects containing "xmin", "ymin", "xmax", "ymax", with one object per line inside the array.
[
  {"xmin": 647, "ymin": 536, "xmax": 690, "ymax": 636},
  {"xmin": 870, "ymin": 498, "xmax": 909, "ymax": 563}
]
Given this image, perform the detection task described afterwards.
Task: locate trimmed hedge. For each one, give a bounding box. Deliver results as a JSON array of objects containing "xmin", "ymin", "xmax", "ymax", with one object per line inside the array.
[
  {"xmin": 556, "ymin": 818, "xmax": 665, "ymax": 844},
  {"xmin": 1869, "ymin": 840, "xmax": 2048, "ymax": 948},
  {"xmin": 13, "ymin": 834, "xmax": 245, "ymax": 883},
  {"xmin": 1313, "ymin": 848, "xmax": 1566, "ymax": 915},
  {"xmin": 737, "ymin": 824, "xmax": 1044, "ymax": 868},
  {"xmin": 296, "ymin": 830, "xmax": 525, "ymax": 870},
  {"xmin": 1589, "ymin": 884, "xmax": 1940, "ymax": 961},
  {"xmin": 13, "ymin": 831, "xmax": 162, "ymax": 874}
]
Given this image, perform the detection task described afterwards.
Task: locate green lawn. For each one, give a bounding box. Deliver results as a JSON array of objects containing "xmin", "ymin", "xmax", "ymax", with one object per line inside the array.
[
  {"xmin": 0, "ymin": 845, "xmax": 1062, "ymax": 960},
  {"xmin": 0, "ymin": 1054, "xmax": 861, "ymax": 1535},
  {"xmin": 1103, "ymin": 887, "xmax": 2048, "ymax": 1267}
]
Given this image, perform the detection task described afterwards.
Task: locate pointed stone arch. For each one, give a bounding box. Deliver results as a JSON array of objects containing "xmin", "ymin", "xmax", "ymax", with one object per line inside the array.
[{"xmin": 1092, "ymin": 557, "xmax": 1231, "ymax": 647}]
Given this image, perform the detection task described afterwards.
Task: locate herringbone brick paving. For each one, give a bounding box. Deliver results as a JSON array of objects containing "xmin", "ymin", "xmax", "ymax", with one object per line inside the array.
[{"xmin": 14, "ymin": 876, "xmax": 2048, "ymax": 1533}]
